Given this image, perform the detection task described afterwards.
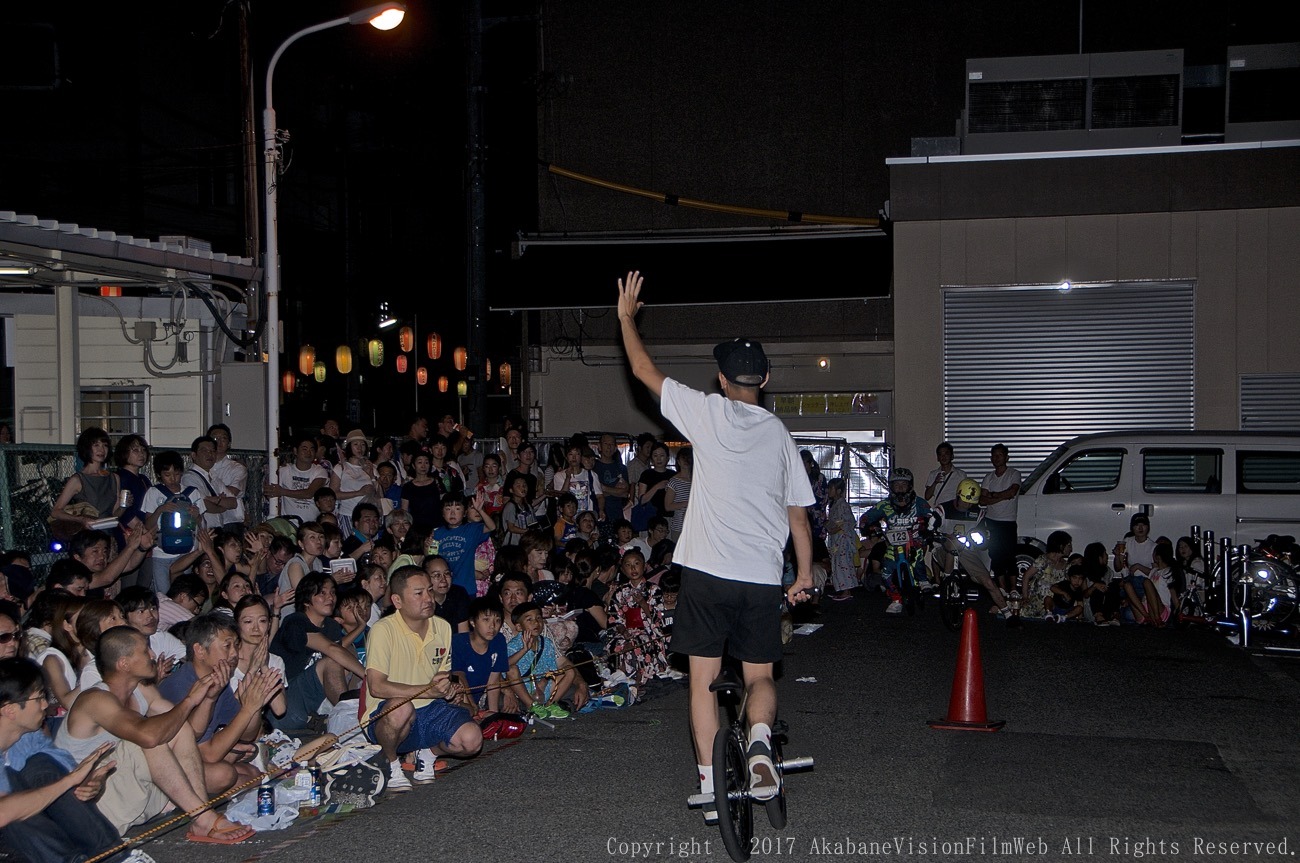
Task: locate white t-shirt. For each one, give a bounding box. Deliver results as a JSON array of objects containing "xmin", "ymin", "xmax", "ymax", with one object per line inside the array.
[
  {"xmin": 277, "ymin": 463, "xmax": 329, "ymax": 522},
  {"xmin": 981, "ymin": 466, "xmax": 1023, "ymax": 521},
  {"xmin": 550, "ymin": 468, "xmax": 604, "ymax": 513},
  {"xmin": 924, "ymin": 466, "xmax": 968, "ymax": 506},
  {"xmin": 1124, "ymin": 536, "xmax": 1156, "ymax": 578},
  {"xmin": 210, "ymin": 455, "xmax": 248, "ymax": 525},
  {"xmin": 332, "ymin": 460, "xmax": 377, "ymax": 520},
  {"xmin": 140, "ymin": 484, "xmax": 208, "ymax": 563},
  {"xmin": 230, "ymin": 653, "xmax": 288, "ymax": 694},
  {"xmin": 659, "ymin": 377, "xmax": 815, "ymax": 586}
]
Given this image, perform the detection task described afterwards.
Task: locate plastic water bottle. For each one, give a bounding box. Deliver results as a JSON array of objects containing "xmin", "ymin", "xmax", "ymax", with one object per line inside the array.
[{"xmin": 309, "ymin": 763, "xmax": 323, "ymax": 808}]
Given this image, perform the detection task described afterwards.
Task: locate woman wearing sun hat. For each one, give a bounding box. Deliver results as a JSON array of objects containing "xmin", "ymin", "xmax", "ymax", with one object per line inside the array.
[{"xmin": 331, "ymin": 429, "xmax": 380, "ymax": 534}]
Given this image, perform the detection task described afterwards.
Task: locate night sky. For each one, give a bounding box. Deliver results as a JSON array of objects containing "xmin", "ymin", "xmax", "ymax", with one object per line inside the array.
[{"xmin": 2, "ymin": 1, "xmax": 1293, "ymax": 432}]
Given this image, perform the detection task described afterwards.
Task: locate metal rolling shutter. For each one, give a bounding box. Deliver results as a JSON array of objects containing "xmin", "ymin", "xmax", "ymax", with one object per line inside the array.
[
  {"xmin": 942, "ymin": 281, "xmax": 1194, "ymax": 473},
  {"xmin": 1241, "ymin": 374, "xmax": 1300, "ymax": 428}
]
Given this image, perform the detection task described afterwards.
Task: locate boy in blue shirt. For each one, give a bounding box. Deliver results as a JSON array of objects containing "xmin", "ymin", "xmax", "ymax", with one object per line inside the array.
[
  {"xmin": 431, "ymin": 491, "xmax": 496, "ymax": 596},
  {"xmin": 451, "ymin": 598, "xmax": 508, "ymax": 714},
  {"xmin": 505, "ymin": 602, "xmax": 579, "ymax": 719}
]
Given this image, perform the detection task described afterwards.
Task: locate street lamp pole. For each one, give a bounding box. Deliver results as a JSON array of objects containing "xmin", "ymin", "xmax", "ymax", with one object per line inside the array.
[{"xmin": 262, "ymin": 3, "xmax": 406, "ymax": 489}]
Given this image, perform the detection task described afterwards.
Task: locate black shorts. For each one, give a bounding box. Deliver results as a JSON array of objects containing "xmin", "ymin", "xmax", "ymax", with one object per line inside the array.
[{"xmin": 670, "ymin": 567, "xmax": 784, "ymax": 664}]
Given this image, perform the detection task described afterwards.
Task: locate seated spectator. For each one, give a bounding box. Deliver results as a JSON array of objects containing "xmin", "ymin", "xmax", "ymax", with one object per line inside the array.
[
  {"xmin": 231, "ymin": 595, "xmax": 287, "ymax": 721},
  {"xmin": 1047, "ymin": 565, "xmax": 1088, "ymax": 622},
  {"xmin": 139, "ymin": 450, "xmax": 206, "ymax": 593},
  {"xmin": 74, "ymin": 600, "xmax": 128, "ymax": 691},
  {"xmin": 208, "ymin": 528, "xmax": 247, "ymax": 579},
  {"xmin": 644, "ymin": 516, "xmax": 671, "ymax": 551},
  {"xmin": 364, "ymin": 565, "xmax": 482, "ymax": 793},
  {"xmin": 605, "ymin": 548, "xmax": 674, "ymax": 686},
  {"xmin": 253, "ymin": 535, "xmax": 294, "ymax": 599},
  {"xmin": 269, "ymin": 572, "xmax": 365, "ymax": 732},
  {"xmin": 23, "ymin": 591, "xmax": 85, "ymax": 711},
  {"xmin": 312, "ymin": 487, "xmax": 338, "ymax": 525},
  {"xmin": 157, "ymin": 573, "xmax": 208, "ymax": 632},
  {"xmin": 646, "ymin": 539, "xmax": 677, "ymax": 584},
  {"xmin": 0, "ymin": 657, "xmax": 129, "ymax": 863},
  {"xmin": 612, "ymin": 520, "xmax": 652, "ymax": 561},
  {"xmin": 505, "ymin": 601, "xmax": 580, "ymax": 719},
  {"xmin": 432, "ymin": 491, "xmax": 496, "ymax": 597},
  {"xmin": 46, "ymin": 558, "xmax": 92, "ymax": 597},
  {"xmin": 451, "ymin": 598, "xmax": 507, "ymax": 714},
  {"xmin": 425, "ymin": 555, "xmax": 470, "ymax": 633},
  {"xmin": 548, "ymin": 558, "xmax": 609, "ymax": 649},
  {"xmin": 574, "ymin": 510, "xmax": 601, "ymax": 547},
  {"xmin": 1082, "ymin": 541, "xmax": 1121, "ymax": 626},
  {"xmin": 552, "ymin": 492, "xmax": 580, "ymax": 550},
  {"xmin": 520, "ymin": 530, "xmax": 556, "ymax": 583},
  {"xmin": 385, "ymin": 508, "xmax": 415, "ymax": 554},
  {"xmin": 158, "ymin": 614, "xmax": 279, "ymax": 787},
  {"xmin": 117, "ymin": 586, "xmax": 186, "ymax": 670},
  {"xmin": 213, "ymin": 571, "xmax": 257, "ymax": 617},
  {"xmin": 280, "ymin": 522, "xmax": 326, "ymax": 617},
  {"xmin": 659, "ymin": 567, "xmax": 681, "ymax": 634},
  {"xmin": 334, "ymin": 587, "xmax": 373, "ymax": 665},
  {"xmin": 54, "ymin": 626, "xmax": 254, "ymax": 843},
  {"xmin": 494, "ymin": 573, "xmax": 533, "ymax": 643},
  {"xmin": 1018, "ymin": 531, "xmax": 1072, "ymax": 620},
  {"xmin": 359, "ymin": 563, "xmax": 390, "ymax": 624},
  {"xmin": 68, "ymin": 528, "xmax": 153, "ymax": 595},
  {"xmin": 342, "ymin": 503, "xmax": 383, "ymax": 563},
  {"xmin": 0, "ymin": 551, "xmax": 36, "ymax": 608},
  {"xmin": 370, "ymin": 535, "xmax": 399, "ymax": 575}
]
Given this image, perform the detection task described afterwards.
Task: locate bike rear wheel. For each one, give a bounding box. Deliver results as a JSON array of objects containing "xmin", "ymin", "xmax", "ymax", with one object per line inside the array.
[{"xmin": 713, "ymin": 726, "xmax": 753, "ymax": 862}]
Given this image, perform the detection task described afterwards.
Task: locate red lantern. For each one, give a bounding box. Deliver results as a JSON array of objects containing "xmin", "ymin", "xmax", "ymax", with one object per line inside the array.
[
  {"xmin": 417, "ymin": 367, "xmax": 429, "ymax": 386},
  {"xmin": 298, "ymin": 345, "xmax": 315, "ymax": 376},
  {"xmin": 399, "ymin": 326, "xmax": 414, "ymax": 353},
  {"xmin": 499, "ymin": 361, "xmax": 512, "ymax": 389},
  {"xmin": 453, "ymin": 346, "xmax": 467, "ymax": 371},
  {"xmin": 437, "ymin": 375, "xmax": 449, "ymax": 393},
  {"xmin": 426, "ymin": 332, "xmax": 442, "ymax": 360},
  {"xmin": 281, "ymin": 370, "xmax": 296, "ymax": 394},
  {"xmin": 396, "ymin": 355, "xmax": 408, "ymax": 373}
]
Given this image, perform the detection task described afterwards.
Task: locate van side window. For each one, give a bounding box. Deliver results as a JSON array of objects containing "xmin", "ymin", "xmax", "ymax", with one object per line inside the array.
[
  {"xmin": 1143, "ymin": 449, "xmax": 1222, "ymax": 494},
  {"xmin": 1045, "ymin": 449, "xmax": 1124, "ymax": 494},
  {"xmin": 1237, "ymin": 451, "xmax": 1300, "ymax": 494}
]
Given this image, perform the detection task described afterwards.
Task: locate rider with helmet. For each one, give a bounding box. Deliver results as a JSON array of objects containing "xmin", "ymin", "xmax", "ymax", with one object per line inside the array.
[
  {"xmin": 933, "ymin": 478, "xmax": 1012, "ymax": 618},
  {"xmin": 861, "ymin": 467, "xmax": 936, "ymax": 615}
]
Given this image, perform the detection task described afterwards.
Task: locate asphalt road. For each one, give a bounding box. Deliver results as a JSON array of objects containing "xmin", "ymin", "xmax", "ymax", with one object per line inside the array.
[{"xmin": 25, "ymin": 589, "xmax": 1300, "ymax": 863}]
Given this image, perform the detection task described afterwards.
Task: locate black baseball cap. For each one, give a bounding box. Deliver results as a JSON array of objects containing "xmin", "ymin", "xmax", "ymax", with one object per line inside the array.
[{"xmin": 713, "ymin": 338, "xmax": 769, "ymax": 386}]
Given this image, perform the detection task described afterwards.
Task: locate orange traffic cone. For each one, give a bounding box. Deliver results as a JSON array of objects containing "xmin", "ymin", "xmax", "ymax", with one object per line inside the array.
[{"xmin": 928, "ymin": 607, "xmax": 1005, "ymax": 731}]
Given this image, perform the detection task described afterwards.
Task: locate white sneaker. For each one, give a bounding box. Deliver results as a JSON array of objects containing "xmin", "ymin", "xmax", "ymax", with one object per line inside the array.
[
  {"xmin": 388, "ymin": 759, "xmax": 412, "ymax": 792},
  {"xmin": 412, "ymin": 748, "xmax": 438, "ymax": 782},
  {"xmin": 885, "ymin": 600, "xmax": 904, "ymax": 615},
  {"xmin": 918, "ymin": 579, "xmax": 933, "ymax": 591},
  {"xmin": 657, "ymin": 668, "xmax": 686, "ymax": 681}
]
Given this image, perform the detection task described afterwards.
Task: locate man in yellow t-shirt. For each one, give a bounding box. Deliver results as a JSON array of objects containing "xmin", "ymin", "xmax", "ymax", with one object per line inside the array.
[{"xmin": 364, "ymin": 565, "xmax": 481, "ymax": 792}]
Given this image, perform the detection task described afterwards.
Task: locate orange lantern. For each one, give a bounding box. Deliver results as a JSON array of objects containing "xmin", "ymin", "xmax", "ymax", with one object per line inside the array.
[
  {"xmin": 396, "ymin": 355, "xmax": 408, "ymax": 373},
  {"xmin": 499, "ymin": 361, "xmax": 512, "ymax": 389},
  {"xmin": 298, "ymin": 345, "xmax": 315, "ymax": 376},
  {"xmin": 368, "ymin": 339, "xmax": 384, "ymax": 367},
  {"xmin": 335, "ymin": 345, "xmax": 353, "ymax": 374},
  {"xmin": 399, "ymin": 326, "xmax": 414, "ymax": 353},
  {"xmin": 313, "ymin": 361, "xmax": 326, "ymax": 383},
  {"xmin": 485, "ymin": 358, "xmax": 492, "ymax": 381},
  {"xmin": 417, "ymin": 367, "xmax": 429, "ymax": 386},
  {"xmin": 281, "ymin": 370, "xmax": 296, "ymax": 394},
  {"xmin": 426, "ymin": 332, "xmax": 442, "ymax": 360},
  {"xmin": 453, "ymin": 346, "xmax": 467, "ymax": 371},
  {"xmin": 437, "ymin": 375, "xmax": 449, "ymax": 393}
]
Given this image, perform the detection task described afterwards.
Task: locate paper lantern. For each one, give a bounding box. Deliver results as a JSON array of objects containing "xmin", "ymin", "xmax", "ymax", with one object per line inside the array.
[
  {"xmin": 417, "ymin": 367, "xmax": 429, "ymax": 386},
  {"xmin": 281, "ymin": 370, "xmax": 296, "ymax": 394},
  {"xmin": 335, "ymin": 346, "xmax": 353, "ymax": 374},
  {"xmin": 485, "ymin": 358, "xmax": 492, "ymax": 381},
  {"xmin": 453, "ymin": 346, "xmax": 467, "ymax": 371},
  {"xmin": 313, "ymin": 361, "xmax": 326, "ymax": 383},
  {"xmin": 456, "ymin": 379, "xmax": 468, "ymax": 397},
  {"xmin": 368, "ymin": 339, "xmax": 384, "ymax": 367},
  {"xmin": 499, "ymin": 361, "xmax": 512, "ymax": 389},
  {"xmin": 437, "ymin": 375, "xmax": 449, "ymax": 393},
  {"xmin": 298, "ymin": 345, "xmax": 315, "ymax": 376},
  {"xmin": 399, "ymin": 326, "xmax": 414, "ymax": 353},
  {"xmin": 426, "ymin": 332, "xmax": 442, "ymax": 360},
  {"xmin": 396, "ymin": 355, "xmax": 408, "ymax": 373}
]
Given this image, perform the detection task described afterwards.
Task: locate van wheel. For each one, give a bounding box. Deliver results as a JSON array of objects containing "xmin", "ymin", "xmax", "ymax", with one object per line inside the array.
[{"xmin": 1014, "ymin": 547, "xmax": 1039, "ymax": 582}]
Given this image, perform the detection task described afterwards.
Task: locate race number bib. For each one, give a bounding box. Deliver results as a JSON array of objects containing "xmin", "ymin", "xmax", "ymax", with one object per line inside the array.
[{"xmin": 886, "ymin": 528, "xmax": 910, "ymax": 546}]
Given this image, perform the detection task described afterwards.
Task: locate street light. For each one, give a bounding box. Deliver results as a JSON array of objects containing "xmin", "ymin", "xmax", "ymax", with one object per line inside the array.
[{"xmin": 262, "ymin": 3, "xmax": 406, "ymax": 479}]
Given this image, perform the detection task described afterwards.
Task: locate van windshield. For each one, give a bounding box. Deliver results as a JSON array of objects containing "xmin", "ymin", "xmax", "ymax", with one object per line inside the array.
[{"xmin": 1021, "ymin": 442, "xmax": 1072, "ymax": 492}]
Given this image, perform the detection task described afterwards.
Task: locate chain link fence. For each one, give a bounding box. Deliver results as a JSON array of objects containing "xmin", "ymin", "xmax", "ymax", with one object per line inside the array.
[{"xmin": 0, "ymin": 444, "xmax": 268, "ymax": 584}]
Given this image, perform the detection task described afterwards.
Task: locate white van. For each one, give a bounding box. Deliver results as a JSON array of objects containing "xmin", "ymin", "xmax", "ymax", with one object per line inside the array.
[{"xmin": 1014, "ymin": 430, "xmax": 1300, "ymax": 559}]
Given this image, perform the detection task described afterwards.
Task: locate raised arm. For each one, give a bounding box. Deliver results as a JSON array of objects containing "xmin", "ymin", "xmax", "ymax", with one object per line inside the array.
[{"xmin": 617, "ymin": 270, "xmax": 666, "ymax": 398}]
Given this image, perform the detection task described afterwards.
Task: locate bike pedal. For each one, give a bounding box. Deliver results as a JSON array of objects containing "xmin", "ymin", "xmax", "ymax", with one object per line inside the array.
[{"xmin": 687, "ymin": 792, "xmax": 714, "ymax": 809}]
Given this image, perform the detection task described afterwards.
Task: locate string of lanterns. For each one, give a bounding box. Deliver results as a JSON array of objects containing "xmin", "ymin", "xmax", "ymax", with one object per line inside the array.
[{"xmin": 284, "ymin": 334, "xmax": 512, "ymax": 395}]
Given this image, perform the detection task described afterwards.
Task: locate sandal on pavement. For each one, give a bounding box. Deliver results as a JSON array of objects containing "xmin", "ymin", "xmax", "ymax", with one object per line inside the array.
[{"xmin": 186, "ymin": 816, "xmax": 254, "ymax": 844}]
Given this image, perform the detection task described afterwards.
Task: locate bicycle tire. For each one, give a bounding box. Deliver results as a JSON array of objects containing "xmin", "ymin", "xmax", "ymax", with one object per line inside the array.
[
  {"xmin": 939, "ymin": 574, "xmax": 964, "ymax": 632},
  {"xmin": 764, "ymin": 734, "xmax": 788, "ymax": 830},
  {"xmin": 713, "ymin": 726, "xmax": 753, "ymax": 862}
]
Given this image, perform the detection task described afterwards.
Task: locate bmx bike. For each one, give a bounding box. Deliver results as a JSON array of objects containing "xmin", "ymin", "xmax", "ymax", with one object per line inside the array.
[
  {"xmin": 927, "ymin": 533, "xmax": 986, "ymax": 632},
  {"xmin": 687, "ymin": 668, "xmax": 814, "ymax": 862}
]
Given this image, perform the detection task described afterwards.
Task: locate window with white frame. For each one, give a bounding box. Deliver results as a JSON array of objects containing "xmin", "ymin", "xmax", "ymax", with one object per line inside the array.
[{"xmin": 80, "ymin": 386, "xmax": 149, "ymax": 438}]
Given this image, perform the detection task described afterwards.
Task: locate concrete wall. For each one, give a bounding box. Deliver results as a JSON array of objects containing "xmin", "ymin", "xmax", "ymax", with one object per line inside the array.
[{"xmin": 892, "ymin": 206, "xmax": 1300, "ymax": 476}]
